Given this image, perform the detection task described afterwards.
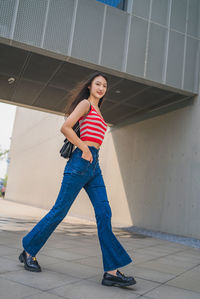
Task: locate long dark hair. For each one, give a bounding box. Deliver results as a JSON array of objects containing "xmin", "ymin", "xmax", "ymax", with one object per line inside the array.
[{"xmin": 64, "ymin": 71, "xmax": 108, "ymax": 117}]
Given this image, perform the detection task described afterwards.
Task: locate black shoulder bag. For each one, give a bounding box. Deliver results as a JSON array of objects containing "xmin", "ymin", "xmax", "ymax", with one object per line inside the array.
[{"xmin": 60, "ymin": 103, "xmax": 91, "ymax": 159}]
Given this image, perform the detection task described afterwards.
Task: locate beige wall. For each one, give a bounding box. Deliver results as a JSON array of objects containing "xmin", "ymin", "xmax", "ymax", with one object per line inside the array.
[
  {"xmin": 6, "ymin": 106, "xmax": 132, "ymax": 227},
  {"xmin": 6, "ymin": 93, "xmax": 200, "ymax": 238}
]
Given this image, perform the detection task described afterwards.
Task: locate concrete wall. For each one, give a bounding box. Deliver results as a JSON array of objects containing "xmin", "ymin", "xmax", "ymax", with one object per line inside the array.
[
  {"xmin": 105, "ymin": 95, "xmax": 200, "ymax": 238},
  {"xmin": 6, "ymin": 106, "xmax": 133, "ymax": 227},
  {"xmin": 6, "ymin": 87, "xmax": 200, "ymax": 238}
]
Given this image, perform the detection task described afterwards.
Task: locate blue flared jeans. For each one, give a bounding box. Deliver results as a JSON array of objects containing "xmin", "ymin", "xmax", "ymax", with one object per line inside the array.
[{"xmin": 22, "ymin": 146, "xmax": 132, "ymax": 272}]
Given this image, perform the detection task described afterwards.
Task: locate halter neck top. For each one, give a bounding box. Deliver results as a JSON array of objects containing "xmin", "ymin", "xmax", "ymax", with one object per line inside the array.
[{"xmin": 79, "ymin": 105, "xmax": 107, "ymax": 145}]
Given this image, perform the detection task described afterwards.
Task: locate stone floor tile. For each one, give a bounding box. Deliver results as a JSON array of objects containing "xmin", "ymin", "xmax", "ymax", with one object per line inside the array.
[
  {"xmin": 192, "ymin": 265, "xmax": 200, "ymax": 272},
  {"xmin": 39, "ymin": 241, "xmax": 78, "ymax": 250},
  {"xmin": 4, "ymin": 242, "xmax": 23, "ymax": 249},
  {"xmin": 87, "ymin": 273, "xmax": 160, "ymax": 295},
  {"xmin": 1, "ymin": 253, "xmax": 20, "ymax": 262},
  {"xmin": 0, "ymin": 277, "xmax": 39, "ymax": 299},
  {"xmin": 0, "ymin": 245, "xmax": 18, "ymax": 256},
  {"xmin": 121, "ymin": 242, "xmax": 151, "ymax": 250},
  {"xmin": 127, "ymin": 251, "xmax": 157, "ymax": 264},
  {"xmin": 136, "ymin": 297, "xmax": 152, "ymax": 299},
  {"xmin": 35, "ymin": 254, "xmax": 69, "ymax": 266},
  {"xmin": 150, "ymin": 256, "xmax": 200, "ymax": 269},
  {"xmin": 22, "ymin": 291, "xmax": 66, "ymax": 299},
  {"xmin": 146, "ymin": 284, "xmax": 200, "ymax": 298},
  {"xmin": 155, "ymin": 242, "xmax": 191, "ymax": 250},
  {"xmin": 167, "ymin": 269, "xmax": 200, "ymax": 293},
  {"xmin": 171, "ymin": 253, "xmax": 200, "ymax": 265},
  {"xmin": 128, "ymin": 277, "xmax": 160, "ymax": 295},
  {"xmin": 38, "ymin": 248, "xmax": 90, "ymax": 261},
  {"xmin": 45, "ymin": 260, "xmax": 103, "ymax": 278},
  {"xmin": 65, "ymin": 244, "xmax": 101, "ymax": 257},
  {"xmin": 138, "ymin": 260, "xmax": 190, "ymax": 275},
  {"xmin": 174, "ymin": 250, "xmax": 200, "ymax": 260},
  {"xmin": 1, "ymin": 269, "xmax": 81, "ymax": 291},
  {"xmin": 128, "ymin": 239, "xmax": 163, "ymax": 248},
  {"xmin": 1, "ymin": 199, "xmax": 200, "ymax": 299},
  {"xmin": 39, "ymin": 242, "xmax": 80, "ymax": 253},
  {"xmin": 0, "ymin": 256, "xmax": 21, "ymax": 273},
  {"xmin": 150, "ymin": 245, "xmax": 184, "ymax": 254},
  {"xmin": 134, "ymin": 248, "xmax": 171, "ymax": 258},
  {"xmin": 64, "ymin": 236, "xmax": 98, "ymax": 243},
  {"xmin": 45, "ymin": 238, "xmax": 91, "ymax": 248},
  {"xmin": 167, "ymin": 242, "xmax": 191, "ymax": 249},
  {"xmin": 3, "ymin": 252, "xmax": 65, "ymax": 267},
  {"xmin": 130, "ymin": 265, "xmax": 176, "ymax": 283},
  {"xmin": 114, "ymin": 238, "xmax": 141, "ymax": 250},
  {"xmin": 72, "ymin": 255, "xmax": 103, "ymax": 268},
  {"xmin": 184, "ymin": 248, "xmax": 200, "ymax": 256},
  {"xmin": 49, "ymin": 278, "xmax": 139, "ymax": 299}
]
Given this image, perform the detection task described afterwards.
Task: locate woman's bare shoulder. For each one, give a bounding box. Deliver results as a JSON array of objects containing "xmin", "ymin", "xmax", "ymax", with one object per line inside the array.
[
  {"xmin": 79, "ymin": 99, "xmax": 90, "ymax": 107},
  {"xmin": 77, "ymin": 99, "xmax": 90, "ymax": 115}
]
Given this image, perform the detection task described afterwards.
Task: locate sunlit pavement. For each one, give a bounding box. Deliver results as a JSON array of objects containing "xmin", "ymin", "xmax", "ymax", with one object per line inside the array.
[{"xmin": 0, "ymin": 199, "xmax": 200, "ymax": 299}]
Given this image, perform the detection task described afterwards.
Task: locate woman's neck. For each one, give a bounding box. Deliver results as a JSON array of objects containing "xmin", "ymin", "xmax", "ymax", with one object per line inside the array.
[{"xmin": 87, "ymin": 96, "xmax": 99, "ymax": 107}]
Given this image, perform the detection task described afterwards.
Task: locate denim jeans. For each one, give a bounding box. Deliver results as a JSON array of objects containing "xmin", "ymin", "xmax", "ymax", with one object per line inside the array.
[{"xmin": 22, "ymin": 146, "xmax": 132, "ymax": 271}]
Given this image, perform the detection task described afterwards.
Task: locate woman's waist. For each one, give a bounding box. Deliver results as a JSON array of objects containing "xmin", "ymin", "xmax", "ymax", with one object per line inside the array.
[
  {"xmin": 82, "ymin": 140, "xmax": 101, "ymax": 149},
  {"xmin": 73, "ymin": 145, "xmax": 100, "ymax": 162}
]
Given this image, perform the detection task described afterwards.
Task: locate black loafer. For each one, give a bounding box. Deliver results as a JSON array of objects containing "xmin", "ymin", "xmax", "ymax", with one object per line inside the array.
[
  {"xmin": 102, "ymin": 269, "xmax": 136, "ymax": 287},
  {"xmin": 19, "ymin": 250, "xmax": 42, "ymax": 272}
]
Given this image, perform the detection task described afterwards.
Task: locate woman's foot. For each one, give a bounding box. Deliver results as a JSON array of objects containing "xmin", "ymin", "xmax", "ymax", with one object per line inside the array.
[
  {"xmin": 107, "ymin": 269, "xmax": 117, "ymax": 276},
  {"xmin": 102, "ymin": 269, "xmax": 136, "ymax": 287},
  {"xmin": 19, "ymin": 250, "xmax": 42, "ymax": 272}
]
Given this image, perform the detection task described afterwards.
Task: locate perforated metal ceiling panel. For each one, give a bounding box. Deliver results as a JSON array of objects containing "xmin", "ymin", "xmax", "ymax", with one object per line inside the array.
[
  {"xmin": 0, "ymin": 43, "xmax": 195, "ymax": 126},
  {"xmin": 0, "ymin": 0, "xmax": 199, "ymax": 96},
  {"xmin": 22, "ymin": 54, "xmax": 61, "ymax": 84},
  {"xmin": 71, "ymin": 0, "xmax": 104, "ymax": 64},
  {"xmin": 43, "ymin": 0, "xmax": 74, "ymax": 54},
  {"xmin": 13, "ymin": 79, "xmax": 43, "ymax": 104},
  {"xmin": 0, "ymin": 0, "xmax": 16, "ymax": 38},
  {"xmin": 101, "ymin": 6, "xmax": 127, "ymax": 71},
  {"xmin": 0, "ymin": 73, "xmax": 16, "ymax": 99},
  {"xmin": 106, "ymin": 79, "xmax": 147, "ymax": 104},
  {"xmin": 0, "ymin": 43, "xmax": 28, "ymax": 76},
  {"xmin": 33, "ymin": 86, "xmax": 67, "ymax": 110},
  {"xmin": 13, "ymin": 0, "xmax": 48, "ymax": 47},
  {"xmin": 125, "ymin": 87, "xmax": 173, "ymax": 108},
  {"xmin": 49, "ymin": 63, "xmax": 92, "ymax": 91}
]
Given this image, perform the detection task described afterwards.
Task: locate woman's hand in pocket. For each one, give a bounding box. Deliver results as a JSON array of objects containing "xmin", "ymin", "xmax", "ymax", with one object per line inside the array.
[{"xmin": 81, "ymin": 148, "xmax": 93, "ymax": 163}]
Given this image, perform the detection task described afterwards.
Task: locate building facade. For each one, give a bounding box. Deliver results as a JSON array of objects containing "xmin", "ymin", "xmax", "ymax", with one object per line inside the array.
[{"xmin": 0, "ymin": 0, "xmax": 200, "ymax": 238}]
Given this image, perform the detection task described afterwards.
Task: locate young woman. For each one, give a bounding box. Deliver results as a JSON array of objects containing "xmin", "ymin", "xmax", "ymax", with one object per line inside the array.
[{"xmin": 19, "ymin": 71, "xmax": 136, "ymax": 287}]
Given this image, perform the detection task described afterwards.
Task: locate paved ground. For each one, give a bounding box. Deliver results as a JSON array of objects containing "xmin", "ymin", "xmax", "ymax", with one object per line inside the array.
[{"xmin": 0, "ymin": 199, "xmax": 200, "ymax": 299}]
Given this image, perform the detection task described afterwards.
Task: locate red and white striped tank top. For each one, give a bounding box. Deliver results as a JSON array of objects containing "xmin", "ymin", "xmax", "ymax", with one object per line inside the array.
[{"xmin": 79, "ymin": 105, "xmax": 107, "ymax": 145}]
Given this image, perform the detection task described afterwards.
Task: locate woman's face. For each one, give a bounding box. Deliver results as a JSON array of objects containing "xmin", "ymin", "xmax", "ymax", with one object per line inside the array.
[{"xmin": 89, "ymin": 76, "xmax": 107, "ymax": 98}]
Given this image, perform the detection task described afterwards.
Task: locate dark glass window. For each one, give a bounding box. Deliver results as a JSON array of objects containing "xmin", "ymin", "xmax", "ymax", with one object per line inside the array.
[{"xmin": 96, "ymin": 0, "xmax": 126, "ymax": 11}]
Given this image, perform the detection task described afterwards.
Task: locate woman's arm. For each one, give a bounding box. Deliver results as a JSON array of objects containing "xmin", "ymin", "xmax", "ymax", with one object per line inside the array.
[{"xmin": 60, "ymin": 99, "xmax": 90, "ymax": 154}]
